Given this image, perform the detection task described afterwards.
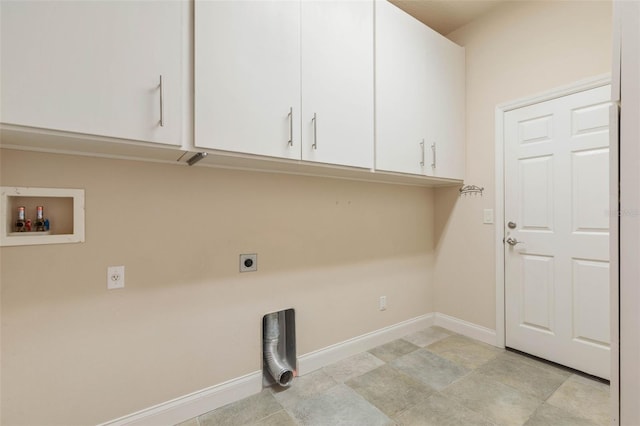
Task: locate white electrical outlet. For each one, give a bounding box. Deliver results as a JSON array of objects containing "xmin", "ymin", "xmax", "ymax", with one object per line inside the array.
[
  {"xmin": 107, "ymin": 265, "xmax": 125, "ymax": 289},
  {"xmin": 379, "ymin": 296, "xmax": 387, "ymax": 311}
]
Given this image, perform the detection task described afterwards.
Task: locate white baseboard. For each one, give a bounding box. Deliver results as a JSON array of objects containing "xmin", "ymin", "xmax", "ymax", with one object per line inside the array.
[
  {"xmin": 434, "ymin": 312, "xmax": 498, "ymax": 346},
  {"xmin": 97, "ymin": 371, "xmax": 263, "ymax": 426},
  {"xmin": 98, "ymin": 312, "xmax": 497, "ymax": 426},
  {"xmin": 297, "ymin": 313, "xmax": 435, "ymax": 375}
]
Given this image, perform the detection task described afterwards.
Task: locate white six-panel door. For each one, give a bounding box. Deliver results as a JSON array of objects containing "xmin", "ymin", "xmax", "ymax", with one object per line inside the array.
[{"xmin": 505, "ymin": 85, "xmax": 612, "ymax": 379}]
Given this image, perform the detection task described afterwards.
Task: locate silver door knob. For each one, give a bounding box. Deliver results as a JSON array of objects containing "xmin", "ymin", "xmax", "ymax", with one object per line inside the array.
[{"xmin": 505, "ymin": 237, "xmax": 523, "ymax": 246}]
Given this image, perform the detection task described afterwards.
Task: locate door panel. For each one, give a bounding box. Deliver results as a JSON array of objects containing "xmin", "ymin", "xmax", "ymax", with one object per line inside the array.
[
  {"xmin": 431, "ymin": 32, "xmax": 465, "ymax": 180},
  {"xmin": 0, "ymin": 0, "xmax": 184, "ymax": 145},
  {"xmin": 301, "ymin": 0, "xmax": 374, "ymax": 169},
  {"xmin": 375, "ymin": 0, "xmax": 433, "ymax": 175},
  {"xmin": 519, "ymin": 115, "xmax": 553, "ymax": 144},
  {"xmin": 572, "ymin": 149, "xmax": 609, "ymax": 232},
  {"xmin": 521, "ymin": 254, "xmax": 555, "ymax": 332},
  {"xmin": 572, "ymin": 103, "xmax": 610, "ymax": 135},
  {"xmin": 194, "ymin": 0, "xmax": 301, "ymax": 159},
  {"xmin": 519, "ymin": 156, "xmax": 554, "ymax": 231},
  {"xmin": 572, "ymin": 259, "xmax": 610, "ymax": 347},
  {"xmin": 375, "ymin": 0, "xmax": 464, "ymax": 179},
  {"xmin": 505, "ymin": 84, "xmax": 611, "ymax": 379}
]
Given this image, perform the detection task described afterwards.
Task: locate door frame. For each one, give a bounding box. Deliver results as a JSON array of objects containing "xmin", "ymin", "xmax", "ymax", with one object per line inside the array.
[{"xmin": 493, "ymin": 73, "xmax": 616, "ymax": 411}]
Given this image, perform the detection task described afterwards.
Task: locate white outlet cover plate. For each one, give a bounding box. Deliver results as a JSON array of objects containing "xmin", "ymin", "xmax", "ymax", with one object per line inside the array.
[
  {"xmin": 107, "ymin": 265, "xmax": 125, "ymax": 289},
  {"xmin": 483, "ymin": 209, "xmax": 494, "ymax": 224},
  {"xmin": 379, "ymin": 296, "xmax": 387, "ymax": 311}
]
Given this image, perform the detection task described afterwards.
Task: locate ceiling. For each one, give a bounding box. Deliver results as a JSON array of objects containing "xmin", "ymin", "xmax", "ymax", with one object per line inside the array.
[{"xmin": 389, "ymin": 0, "xmax": 507, "ymax": 35}]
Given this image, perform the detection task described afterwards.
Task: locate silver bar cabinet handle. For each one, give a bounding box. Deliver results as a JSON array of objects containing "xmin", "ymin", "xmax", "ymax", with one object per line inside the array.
[
  {"xmin": 431, "ymin": 142, "xmax": 436, "ymax": 169},
  {"xmin": 420, "ymin": 139, "xmax": 425, "ymax": 167},
  {"xmin": 312, "ymin": 113, "xmax": 317, "ymax": 150},
  {"xmin": 287, "ymin": 107, "xmax": 293, "ymax": 147},
  {"xmin": 159, "ymin": 75, "xmax": 164, "ymax": 127}
]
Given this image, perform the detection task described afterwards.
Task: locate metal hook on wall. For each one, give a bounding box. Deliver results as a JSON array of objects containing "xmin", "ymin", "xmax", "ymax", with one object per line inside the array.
[{"xmin": 459, "ymin": 185, "xmax": 484, "ymax": 197}]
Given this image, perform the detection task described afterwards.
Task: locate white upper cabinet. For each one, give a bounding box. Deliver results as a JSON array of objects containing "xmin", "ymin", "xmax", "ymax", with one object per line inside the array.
[
  {"xmin": 0, "ymin": 1, "xmax": 186, "ymax": 146},
  {"xmin": 300, "ymin": 1, "xmax": 374, "ymax": 169},
  {"xmin": 1, "ymin": 0, "xmax": 462, "ymax": 183},
  {"xmin": 375, "ymin": 0, "xmax": 465, "ymax": 180},
  {"xmin": 430, "ymin": 34, "xmax": 465, "ymax": 180},
  {"xmin": 194, "ymin": 1, "xmax": 301, "ymax": 160},
  {"xmin": 375, "ymin": 0, "xmax": 433, "ymax": 176},
  {"xmin": 195, "ymin": 0, "xmax": 374, "ymax": 169}
]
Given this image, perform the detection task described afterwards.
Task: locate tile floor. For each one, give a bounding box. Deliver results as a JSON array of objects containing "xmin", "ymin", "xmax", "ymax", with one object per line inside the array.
[{"xmin": 177, "ymin": 326, "xmax": 610, "ymax": 426}]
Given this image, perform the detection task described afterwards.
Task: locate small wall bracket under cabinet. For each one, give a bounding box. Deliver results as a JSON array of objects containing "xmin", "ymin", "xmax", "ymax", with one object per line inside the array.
[{"xmin": 1, "ymin": 187, "xmax": 85, "ymax": 247}]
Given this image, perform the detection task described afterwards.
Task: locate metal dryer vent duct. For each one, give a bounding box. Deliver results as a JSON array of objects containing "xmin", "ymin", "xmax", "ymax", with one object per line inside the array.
[{"xmin": 263, "ymin": 311, "xmax": 295, "ymax": 387}]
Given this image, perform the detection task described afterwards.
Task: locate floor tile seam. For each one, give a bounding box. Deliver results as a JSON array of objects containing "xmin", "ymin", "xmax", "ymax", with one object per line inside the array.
[
  {"xmin": 441, "ymin": 390, "xmax": 533, "ymax": 426},
  {"xmin": 179, "ymin": 418, "xmax": 200, "ymax": 426},
  {"xmin": 498, "ymin": 377, "xmax": 560, "ymax": 405},
  {"xmin": 462, "ymin": 369, "xmax": 549, "ymax": 405},
  {"xmin": 345, "ymin": 383, "xmax": 416, "ymax": 421},
  {"xmin": 407, "ymin": 337, "xmax": 450, "ymax": 349},
  {"xmin": 385, "ymin": 390, "xmax": 458, "ymax": 424},
  {"xmin": 425, "ymin": 336, "xmax": 506, "ymax": 359},
  {"xmin": 282, "ymin": 382, "xmax": 393, "ymax": 424},
  {"xmin": 280, "ymin": 405, "xmax": 302, "ymax": 426},
  {"xmin": 276, "ymin": 377, "xmax": 344, "ymax": 409},
  {"xmin": 534, "ymin": 374, "xmax": 571, "ymax": 402},
  {"xmin": 497, "ymin": 353, "xmax": 577, "ymax": 382},
  {"xmin": 414, "ymin": 390, "xmax": 501, "ymax": 426},
  {"xmin": 388, "ymin": 403, "xmax": 413, "ymax": 423},
  {"xmin": 502, "ymin": 349, "xmax": 576, "ymax": 378},
  {"xmin": 367, "ymin": 345, "xmax": 424, "ymax": 365},
  {"xmin": 380, "ymin": 361, "xmax": 443, "ymax": 393},
  {"xmin": 547, "ymin": 373, "xmax": 610, "ymax": 400},
  {"xmin": 398, "ymin": 335, "xmax": 438, "ymax": 347},
  {"xmin": 420, "ymin": 345, "xmax": 483, "ymax": 368},
  {"xmin": 384, "ymin": 351, "xmax": 474, "ymax": 393},
  {"xmin": 429, "ymin": 341, "xmax": 504, "ymax": 360},
  {"xmin": 366, "ymin": 351, "xmax": 388, "ymax": 365},
  {"xmin": 475, "ymin": 360, "xmax": 570, "ymax": 401},
  {"xmin": 400, "ymin": 343, "xmax": 424, "ymax": 356},
  {"xmin": 395, "ymin": 338, "xmax": 425, "ymax": 354},
  {"xmin": 343, "ymin": 365, "xmax": 439, "ymax": 419},
  {"xmin": 567, "ymin": 374, "xmax": 612, "ymax": 392},
  {"xmin": 413, "ymin": 346, "xmax": 478, "ymax": 377},
  {"xmin": 253, "ymin": 409, "xmax": 298, "ymax": 426},
  {"xmin": 431, "ymin": 365, "xmax": 476, "ymax": 395},
  {"xmin": 196, "ymin": 390, "xmax": 285, "ymax": 426},
  {"xmin": 386, "ymin": 392, "xmax": 435, "ymax": 425},
  {"xmin": 441, "ymin": 371, "xmax": 547, "ymax": 426},
  {"xmin": 533, "ymin": 401, "xmax": 604, "ymax": 426},
  {"xmin": 544, "ymin": 396, "xmax": 607, "ymax": 425},
  {"xmin": 336, "ymin": 382, "xmax": 395, "ymax": 423}
]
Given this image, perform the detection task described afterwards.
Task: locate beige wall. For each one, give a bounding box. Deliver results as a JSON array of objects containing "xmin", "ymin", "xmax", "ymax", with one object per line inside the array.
[
  {"xmin": 434, "ymin": 0, "xmax": 612, "ymax": 329},
  {"xmin": 0, "ymin": 149, "xmax": 434, "ymax": 425},
  {"xmin": 1, "ymin": 2, "xmax": 614, "ymax": 423}
]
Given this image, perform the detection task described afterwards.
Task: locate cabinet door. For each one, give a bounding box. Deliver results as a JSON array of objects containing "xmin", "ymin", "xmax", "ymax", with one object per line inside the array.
[
  {"xmin": 430, "ymin": 35, "xmax": 465, "ymax": 180},
  {"xmin": 194, "ymin": 1, "xmax": 301, "ymax": 160},
  {"xmin": 0, "ymin": 1, "xmax": 185, "ymax": 146},
  {"xmin": 375, "ymin": 0, "xmax": 435, "ymax": 176},
  {"xmin": 301, "ymin": 1, "xmax": 374, "ymax": 169}
]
